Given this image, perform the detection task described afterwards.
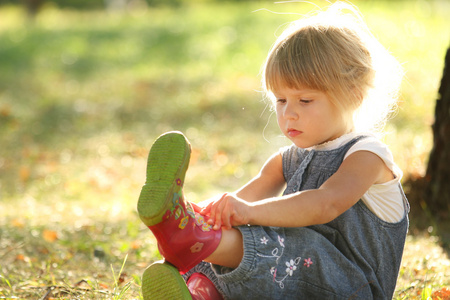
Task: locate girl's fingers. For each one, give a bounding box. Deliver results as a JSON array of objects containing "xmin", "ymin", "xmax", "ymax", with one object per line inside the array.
[
  {"xmin": 205, "ymin": 193, "xmax": 226, "ymax": 215},
  {"xmin": 209, "ymin": 193, "xmax": 225, "ymax": 224},
  {"xmin": 222, "ymin": 207, "xmax": 232, "ymax": 230},
  {"xmin": 201, "ymin": 201, "xmax": 213, "ymax": 216},
  {"xmin": 199, "ymin": 193, "xmax": 232, "ymax": 230},
  {"xmin": 219, "ymin": 194, "xmax": 236, "ymax": 230},
  {"xmin": 213, "ymin": 198, "xmax": 227, "ymax": 230}
]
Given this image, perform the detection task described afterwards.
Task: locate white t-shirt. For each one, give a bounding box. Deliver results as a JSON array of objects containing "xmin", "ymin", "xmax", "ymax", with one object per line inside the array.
[{"xmin": 310, "ymin": 132, "xmax": 405, "ymax": 223}]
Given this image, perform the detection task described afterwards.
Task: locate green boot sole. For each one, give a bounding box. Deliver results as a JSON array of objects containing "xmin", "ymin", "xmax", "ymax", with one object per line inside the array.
[
  {"xmin": 141, "ymin": 261, "xmax": 192, "ymax": 300},
  {"xmin": 137, "ymin": 131, "xmax": 191, "ymax": 227}
]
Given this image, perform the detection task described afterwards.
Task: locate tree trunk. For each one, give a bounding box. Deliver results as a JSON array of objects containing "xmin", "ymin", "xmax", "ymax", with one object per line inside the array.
[
  {"xmin": 22, "ymin": 0, "xmax": 44, "ymax": 21},
  {"xmin": 425, "ymin": 46, "xmax": 450, "ymax": 219}
]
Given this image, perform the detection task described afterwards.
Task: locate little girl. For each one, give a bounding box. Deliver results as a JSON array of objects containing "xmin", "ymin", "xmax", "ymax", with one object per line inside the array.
[{"xmin": 137, "ymin": 2, "xmax": 408, "ymax": 299}]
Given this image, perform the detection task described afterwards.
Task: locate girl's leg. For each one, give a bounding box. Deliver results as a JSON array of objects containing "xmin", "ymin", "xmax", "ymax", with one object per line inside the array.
[{"xmin": 205, "ymin": 227, "xmax": 243, "ymax": 269}]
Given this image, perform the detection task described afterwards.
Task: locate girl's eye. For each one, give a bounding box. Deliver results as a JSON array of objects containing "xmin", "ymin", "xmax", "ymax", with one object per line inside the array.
[
  {"xmin": 276, "ymin": 98, "xmax": 286, "ymax": 104},
  {"xmin": 300, "ymin": 99, "xmax": 312, "ymax": 104}
]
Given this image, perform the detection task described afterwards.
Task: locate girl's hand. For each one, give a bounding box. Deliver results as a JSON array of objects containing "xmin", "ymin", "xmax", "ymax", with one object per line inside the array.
[{"xmin": 201, "ymin": 193, "xmax": 251, "ymax": 230}]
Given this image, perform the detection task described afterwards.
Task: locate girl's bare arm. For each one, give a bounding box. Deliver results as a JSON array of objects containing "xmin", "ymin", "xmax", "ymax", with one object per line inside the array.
[
  {"xmin": 246, "ymin": 150, "xmax": 393, "ymax": 227},
  {"xmin": 235, "ymin": 152, "xmax": 286, "ymax": 202},
  {"xmin": 205, "ymin": 150, "xmax": 392, "ymax": 229}
]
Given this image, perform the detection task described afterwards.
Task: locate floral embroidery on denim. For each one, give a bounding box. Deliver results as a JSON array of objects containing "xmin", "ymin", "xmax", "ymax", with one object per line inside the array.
[
  {"xmin": 269, "ymin": 257, "xmax": 302, "ymax": 288},
  {"xmin": 268, "ymin": 257, "xmax": 302, "ymax": 289},
  {"xmin": 270, "ymin": 267, "xmax": 277, "ymax": 280},
  {"xmin": 256, "ymin": 235, "xmax": 285, "ymax": 264},
  {"xmin": 257, "ymin": 235, "xmax": 311, "ymax": 289},
  {"xmin": 285, "ymin": 259, "xmax": 298, "ymax": 276},
  {"xmin": 304, "ymin": 258, "xmax": 313, "ymax": 267}
]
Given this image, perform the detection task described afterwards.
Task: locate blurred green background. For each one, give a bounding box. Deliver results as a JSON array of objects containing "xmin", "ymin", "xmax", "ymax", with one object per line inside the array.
[
  {"xmin": 1, "ymin": 0, "xmax": 449, "ymax": 212},
  {"xmin": 0, "ymin": 0, "xmax": 449, "ymax": 298}
]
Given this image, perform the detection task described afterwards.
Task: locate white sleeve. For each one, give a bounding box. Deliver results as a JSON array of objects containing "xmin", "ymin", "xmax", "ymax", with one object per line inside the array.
[
  {"xmin": 344, "ymin": 136, "xmax": 403, "ymax": 181},
  {"xmin": 344, "ymin": 136, "xmax": 405, "ymax": 223}
]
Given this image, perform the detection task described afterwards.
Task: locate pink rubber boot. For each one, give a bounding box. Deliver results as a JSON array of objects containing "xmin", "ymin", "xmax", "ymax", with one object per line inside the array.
[
  {"xmin": 137, "ymin": 131, "xmax": 222, "ymax": 274},
  {"xmin": 142, "ymin": 261, "xmax": 223, "ymax": 300},
  {"xmin": 187, "ymin": 273, "xmax": 224, "ymax": 300}
]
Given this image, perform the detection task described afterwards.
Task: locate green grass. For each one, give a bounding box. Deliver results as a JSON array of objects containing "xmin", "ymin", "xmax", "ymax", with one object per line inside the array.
[{"xmin": 1, "ymin": 1, "xmax": 450, "ymax": 298}]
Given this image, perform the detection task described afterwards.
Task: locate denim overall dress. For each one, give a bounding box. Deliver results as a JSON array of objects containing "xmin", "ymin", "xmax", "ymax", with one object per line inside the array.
[{"xmin": 186, "ymin": 136, "xmax": 409, "ymax": 299}]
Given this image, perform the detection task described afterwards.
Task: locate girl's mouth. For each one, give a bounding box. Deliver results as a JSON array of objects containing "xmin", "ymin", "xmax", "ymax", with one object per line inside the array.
[{"xmin": 287, "ymin": 129, "xmax": 302, "ymax": 137}]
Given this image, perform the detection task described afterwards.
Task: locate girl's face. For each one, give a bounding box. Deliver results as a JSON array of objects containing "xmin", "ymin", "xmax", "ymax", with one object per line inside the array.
[{"xmin": 274, "ymin": 85, "xmax": 350, "ymax": 148}]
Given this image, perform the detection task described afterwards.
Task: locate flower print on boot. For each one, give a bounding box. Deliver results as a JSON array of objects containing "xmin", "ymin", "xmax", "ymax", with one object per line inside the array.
[{"xmin": 137, "ymin": 131, "xmax": 222, "ymax": 274}]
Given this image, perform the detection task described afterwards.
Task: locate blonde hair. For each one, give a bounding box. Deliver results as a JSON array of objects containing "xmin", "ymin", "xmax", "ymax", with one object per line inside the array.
[{"xmin": 262, "ymin": 2, "xmax": 403, "ymax": 132}]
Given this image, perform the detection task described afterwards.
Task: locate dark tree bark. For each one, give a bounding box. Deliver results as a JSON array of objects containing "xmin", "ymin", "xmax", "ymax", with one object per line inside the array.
[
  {"xmin": 22, "ymin": 0, "xmax": 44, "ymax": 20},
  {"xmin": 425, "ymin": 46, "xmax": 450, "ymax": 220}
]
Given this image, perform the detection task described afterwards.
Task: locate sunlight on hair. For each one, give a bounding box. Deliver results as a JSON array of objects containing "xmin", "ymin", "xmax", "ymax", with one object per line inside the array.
[{"xmin": 261, "ymin": 1, "xmax": 404, "ymax": 134}]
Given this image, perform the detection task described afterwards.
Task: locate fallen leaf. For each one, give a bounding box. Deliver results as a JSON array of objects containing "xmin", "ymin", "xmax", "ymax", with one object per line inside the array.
[
  {"xmin": 38, "ymin": 247, "xmax": 50, "ymax": 255},
  {"xmin": 11, "ymin": 218, "xmax": 25, "ymax": 228},
  {"xmin": 117, "ymin": 272, "xmax": 127, "ymax": 285},
  {"xmin": 15, "ymin": 254, "xmax": 30, "ymax": 262},
  {"xmin": 0, "ymin": 104, "xmax": 11, "ymax": 117},
  {"xmin": 43, "ymin": 229, "xmax": 58, "ymax": 242},
  {"xmin": 130, "ymin": 240, "xmax": 141, "ymax": 250},
  {"xmin": 19, "ymin": 165, "xmax": 31, "ymax": 182},
  {"xmin": 432, "ymin": 287, "xmax": 450, "ymax": 300}
]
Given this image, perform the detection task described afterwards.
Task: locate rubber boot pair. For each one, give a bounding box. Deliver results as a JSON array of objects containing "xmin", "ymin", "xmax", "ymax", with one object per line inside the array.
[{"xmin": 137, "ymin": 131, "xmax": 223, "ymax": 300}]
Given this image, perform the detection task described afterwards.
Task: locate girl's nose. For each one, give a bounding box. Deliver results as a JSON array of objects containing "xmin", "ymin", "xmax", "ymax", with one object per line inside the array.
[{"xmin": 283, "ymin": 102, "xmax": 299, "ymax": 120}]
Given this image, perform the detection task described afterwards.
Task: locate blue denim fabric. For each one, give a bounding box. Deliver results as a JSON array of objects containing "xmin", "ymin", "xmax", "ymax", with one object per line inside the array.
[{"xmin": 185, "ymin": 136, "xmax": 409, "ymax": 300}]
